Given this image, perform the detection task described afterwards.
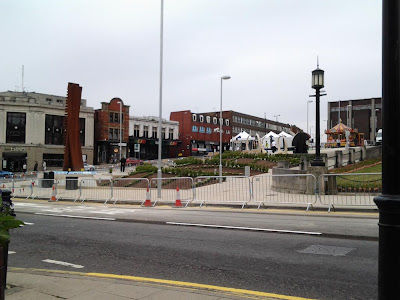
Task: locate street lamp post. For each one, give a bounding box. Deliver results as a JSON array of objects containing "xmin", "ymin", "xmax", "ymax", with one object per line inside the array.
[
  {"xmin": 374, "ymin": 1, "xmax": 400, "ymax": 298},
  {"xmin": 157, "ymin": 0, "xmax": 164, "ymax": 198},
  {"xmin": 117, "ymin": 101, "xmax": 123, "ymax": 161},
  {"xmin": 219, "ymin": 76, "xmax": 231, "ymax": 182},
  {"xmin": 310, "ymin": 61, "xmax": 327, "ymax": 166},
  {"xmin": 307, "ymin": 100, "xmax": 313, "ymax": 135}
]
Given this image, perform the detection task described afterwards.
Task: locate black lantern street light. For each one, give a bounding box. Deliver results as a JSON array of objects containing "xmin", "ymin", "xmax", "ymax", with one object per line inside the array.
[{"xmin": 310, "ymin": 62, "xmax": 326, "ymax": 167}]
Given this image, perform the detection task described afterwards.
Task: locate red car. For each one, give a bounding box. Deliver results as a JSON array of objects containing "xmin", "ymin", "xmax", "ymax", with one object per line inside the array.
[{"xmin": 126, "ymin": 158, "xmax": 144, "ymax": 166}]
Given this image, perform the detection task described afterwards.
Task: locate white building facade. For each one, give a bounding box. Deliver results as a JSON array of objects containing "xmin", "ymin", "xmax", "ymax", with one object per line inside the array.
[
  {"xmin": 0, "ymin": 91, "xmax": 95, "ymax": 172},
  {"xmin": 129, "ymin": 116, "xmax": 180, "ymax": 159}
]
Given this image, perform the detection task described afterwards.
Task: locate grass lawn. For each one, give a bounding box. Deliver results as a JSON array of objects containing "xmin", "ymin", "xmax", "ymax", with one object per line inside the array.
[{"xmin": 336, "ymin": 162, "xmax": 382, "ymax": 191}]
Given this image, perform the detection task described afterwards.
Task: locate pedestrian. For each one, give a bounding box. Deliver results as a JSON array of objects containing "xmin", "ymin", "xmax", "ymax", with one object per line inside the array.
[
  {"xmin": 22, "ymin": 162, "xmax": 27, "ymax": 173},
  {"xmin": 43, "ymin": 161, "xmax": 47, "ymax": 172},
  {"xmin": 272, "ymin": 140, "xmax": 277, "ymax": 153},
  {"xmin": 336, "ymin": 138, "xmax": 340, "ymax": 148},
  {"xmin": 120, "ymin": 156, "xmax": 126, "ymax": 172},
  {"xmin": 34, "ymin": 161, "xmax": 38, "ymax": 172}
]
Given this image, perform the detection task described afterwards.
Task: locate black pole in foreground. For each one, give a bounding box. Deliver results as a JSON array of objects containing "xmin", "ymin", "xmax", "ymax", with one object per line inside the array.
[{"xmin": 374, "ymin": 1, "xmax": 400, "ymax": 299}]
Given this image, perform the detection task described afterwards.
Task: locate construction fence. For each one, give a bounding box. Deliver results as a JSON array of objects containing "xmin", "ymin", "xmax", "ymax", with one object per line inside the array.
[{"xmin": 0, "ymin": 173, "xmax": 381, "ymax": 211}]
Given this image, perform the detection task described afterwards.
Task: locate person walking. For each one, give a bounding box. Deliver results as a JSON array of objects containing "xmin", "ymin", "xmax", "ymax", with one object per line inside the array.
[
  {"xmin": 120, "ymin": 156, "xmax": 126, "ymax": 172},
  {"xmin": 272, "ymin": 140, "xmax": 277, "ymax": 153},
  {"xmin": 22, "ymin": 162, "xmax": 27, "ymax": 173},
  {"xmin": 34, "ymin": 161, "xmax": 38, "ymax": 172},
  {"xmin": 43, "ymin": 161, "xmax": 47, "ymax": 172}
]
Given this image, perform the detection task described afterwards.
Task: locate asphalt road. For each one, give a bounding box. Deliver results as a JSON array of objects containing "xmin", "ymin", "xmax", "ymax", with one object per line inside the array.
[{"xmin": 9, "ymin": 212, "xmax": 378, "ymax": 300}]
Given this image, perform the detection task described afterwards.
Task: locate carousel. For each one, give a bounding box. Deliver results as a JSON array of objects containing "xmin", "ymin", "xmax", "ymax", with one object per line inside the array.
[{"xmin": 325, "ymin": 122, "xmax": 364, "ymax": 147}]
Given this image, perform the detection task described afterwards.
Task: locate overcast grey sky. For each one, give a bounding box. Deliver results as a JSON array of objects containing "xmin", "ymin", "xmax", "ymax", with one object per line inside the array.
[{"xmin": 1, "ymin": 0, "xmax": 381, "ymax": 136}]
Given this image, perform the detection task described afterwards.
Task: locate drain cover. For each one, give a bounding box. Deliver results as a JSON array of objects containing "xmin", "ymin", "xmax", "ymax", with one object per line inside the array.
[{"xmin": 298, "ymin": 244, "xmax": 355, "ymax": 256}]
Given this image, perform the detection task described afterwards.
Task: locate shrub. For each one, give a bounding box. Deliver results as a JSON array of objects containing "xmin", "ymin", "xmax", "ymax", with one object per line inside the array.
[{"xmin": 136, "ymin": 163, "xmax": 158, "ymax": 173}]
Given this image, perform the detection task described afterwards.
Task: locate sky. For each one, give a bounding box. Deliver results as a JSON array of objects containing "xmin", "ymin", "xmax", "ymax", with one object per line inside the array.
[{"xmin": 1, "ymin": 0, "xmax": 381, "ymax": 139}]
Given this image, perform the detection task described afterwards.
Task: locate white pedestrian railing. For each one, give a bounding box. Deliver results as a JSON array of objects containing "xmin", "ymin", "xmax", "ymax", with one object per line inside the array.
[
  {"xmin": 30, "ymin": 179, "xmax": 55, "ymax": 200},
  {"xmin": 111, "ymin": 178, "xmax": 149, "ymax": 204},
  {"xmin": 149, "ymin": 177, "xmax": 193, "ymax": 206},
  {"xmin": 7, "ymin": 173, "xmax": 381, "ymax": 211},
  {"xmin": 193, "ymin": 176, "xmax": 251, "ymax": 208},
  {"xmin": 319, "ymin": 173, "xmax": 382, "ymax": 212},
  {"xmin": 78, "ymin": 179, "xmax": 112, "ymax": 203},
  {"xmin": 252, "ymin": 174, "xmax": 317, "ymax": 211}
]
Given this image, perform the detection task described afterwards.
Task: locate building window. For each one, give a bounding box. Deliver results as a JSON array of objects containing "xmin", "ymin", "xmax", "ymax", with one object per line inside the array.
[
  {"xmin": 192, "ymin": 125, "xmax": 198, "ymax": 132},
  {"xmin": 206, "ymin": 116, "xmax": 211, "ymax": 123},
  {"xmin": 152, "ymin": 127, "xmax": 157, "ymax": 138},
  {"xmin": 109, "ymin": 112, "xmax": 114, "ymax": 123},
  {"xmin": 134, "ymin": 125, "xmax": 139, "ymax": 136},
  {"xmin": 225, "ymin": 119, "xmax": 229, "ymax": 126},
  {"xmin": 226, "ymin": 130, "xmax": 230, "ymax": 134},
  {"xmin": 199, "ymin": 126, "xmax": 205, "ymax": 133},
  {"xmin": 113, "ymin": 128, "xmax": 118, "ymax": 140},
  {"xmin": 144, "ymin": 126, "xmax": 149, "ymax": 138},
  {"xmin": 114, "ymin": 113, "xmax": 119, "ymax": 123},
  {"xmin": 206, "ymin": 128, "xmax": 212, "ymax": 134},
  {"xmin": 169, "ymin": 129, "xmax": 174, "ymax": 139},
  {"xmin": 199, "ymin": 115, "xmax": 204, "ymax": 122},
  {"xmin": 162, "ymin": 128, "xmax": 166, "ymax": 139},
  {"xmin": 79, "ymin": 118, "xmax": 85, "ymax": 146},
  {"xmin": 219, "ymin": 118, "xmax": 223, "ymax": 125},
  {"xmin": 6, "ymin": 112, "xmax": 26, "ymax": 143},
  {"xmin": 213, "ymin": 117, "xmax": 217, "ymax": 124},
  {"xmin": 45, "ymin": 114, "xmax": 64, "ymax": 145},
  {"xmin": 192, "ymin": 114, "xmax": 197, "ymax": 121}
]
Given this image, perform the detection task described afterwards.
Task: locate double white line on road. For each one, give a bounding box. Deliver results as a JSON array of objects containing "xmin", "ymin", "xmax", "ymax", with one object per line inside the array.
[{"xmin": 167, "ymin": 222, "xmax": 322, "ymax": 236}]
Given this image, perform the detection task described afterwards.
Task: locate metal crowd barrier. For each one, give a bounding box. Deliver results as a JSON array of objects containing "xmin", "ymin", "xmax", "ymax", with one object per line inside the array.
[
  {"xmin": 149, "ymin": 177, "xmax": 193, "ymax": 206},
  {"xmin": 111, "ymin": 178, "xmax": 149, "ymax": 204},
  {"xmin": 252, "ymin": 174, "xmax": 317, "ymax": 211},
  {"xmin": 11, "ymin": 179, "xmax": 33, "ymax": 199},
  {"xmin": 319, "ymin": 173, "xmax": 382, "ymax": 212},
  {"xmin": 78, "ymin": 179, "xmax": 112, "ymax": 203},
  {"xmin": 30, "ymin": 179, "xmax": 55, "ymax": 200},
  {"xmin": 0, "ymin": 178, "xmax": 14, "ymax": 190},
  {"xmin": 193, "ymin": 176, "xmax": 251, "ymax": 208}
]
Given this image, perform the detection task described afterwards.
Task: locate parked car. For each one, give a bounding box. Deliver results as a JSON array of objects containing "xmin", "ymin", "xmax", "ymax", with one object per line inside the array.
[
  {"xmin": 83, "ymin": 163, "xmax": 95, "ymax": 171},
  {"xmin": 126, "ymin": 158, "xmax": 143, "ymax": 166},
  {"xmin": 0, "ymin": 170, "xmax": 14, "ymax": 178}
]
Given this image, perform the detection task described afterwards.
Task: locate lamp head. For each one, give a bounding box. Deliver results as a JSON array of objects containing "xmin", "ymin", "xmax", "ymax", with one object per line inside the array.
[{"xmin": 221, "ymin": 76, "xmax": 231, "ymax": 80}]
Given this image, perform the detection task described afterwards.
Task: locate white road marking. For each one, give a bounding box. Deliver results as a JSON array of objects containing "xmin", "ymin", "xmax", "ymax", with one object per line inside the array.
[
  {"xmin": 35, "ymin": 213, "xmax": 115, "ymax": 221},
  {"xmin": 43, "ymin": 259, "xmax": 84, "ymax": 269},
  {"xmin": 8, "ymin": 251, "xmax": 16, "ymax": 255},
  {"xmin": 166, "ymin": 222, "xmax": 322, "ymax": 235},
  {"xmin": 21, "ymin": 222, "xmax": 34, "ymax": 225},
  {"xmin": 14, "ymin": 203, "xmax": 51, "ymax": 208}
]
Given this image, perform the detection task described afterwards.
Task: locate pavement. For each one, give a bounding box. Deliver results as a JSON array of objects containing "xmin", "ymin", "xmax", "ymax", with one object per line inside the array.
[{"xmin": 6, "ymin": 268, "xmax": 312, "ymax": 300}]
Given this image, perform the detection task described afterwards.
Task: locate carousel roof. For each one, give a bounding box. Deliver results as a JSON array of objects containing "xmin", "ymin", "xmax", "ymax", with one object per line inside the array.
[{"xmin": 325, "ymin": 122, "xmax": 358, "ymax": 134}]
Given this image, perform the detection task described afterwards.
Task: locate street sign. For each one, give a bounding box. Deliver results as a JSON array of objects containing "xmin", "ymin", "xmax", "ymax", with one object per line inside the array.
[{"xmin": 134, "ymin": 144, "xmax": 140, "ymax": 152}]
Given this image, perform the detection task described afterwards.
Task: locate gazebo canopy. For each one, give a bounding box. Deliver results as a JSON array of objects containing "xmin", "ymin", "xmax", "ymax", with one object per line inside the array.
[
  {"xmin": 231, "ymin": 131, "xmax": 255, "ymax": 142},
  {"xmin": 325, "ymin": 122, "xmax": 358, "ymax": 134}
]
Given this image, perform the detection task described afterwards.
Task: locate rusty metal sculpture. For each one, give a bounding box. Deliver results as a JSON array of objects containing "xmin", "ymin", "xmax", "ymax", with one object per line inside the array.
[{"xmin": 63, "ymin": 83, "xmax": 84, "ymax": 171}]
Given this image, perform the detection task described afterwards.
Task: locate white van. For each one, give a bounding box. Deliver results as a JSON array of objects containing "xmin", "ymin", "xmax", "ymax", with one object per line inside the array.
[{"xmin": 376, "ymin": 129, "xmax": 382, "ymax": 145}]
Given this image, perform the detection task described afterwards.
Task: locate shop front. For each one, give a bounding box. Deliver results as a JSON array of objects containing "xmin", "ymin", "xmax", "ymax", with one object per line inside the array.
[{"xmin": 2, "ymin": 151, "xmax": 27, "ymax": 172}]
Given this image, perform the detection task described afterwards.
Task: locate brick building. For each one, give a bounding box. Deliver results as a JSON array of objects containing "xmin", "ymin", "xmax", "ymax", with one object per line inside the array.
[
  {"xmin": 170, "ymin": 110, "xmax": 293, "ymax": 157},
  {"xmin": 327, "ymin": 98, "xmax": 381, "ymax": 142},
  {"xmin": 94, "ymin": 98, "xmax": 130, "ymax": 164}
]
